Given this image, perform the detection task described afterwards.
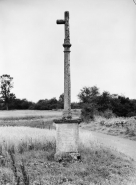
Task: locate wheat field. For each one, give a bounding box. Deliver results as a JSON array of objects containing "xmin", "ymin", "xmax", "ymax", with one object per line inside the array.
[{"xmin": 0, "ymin": 126, "xmax": 96, "ymax": 149}]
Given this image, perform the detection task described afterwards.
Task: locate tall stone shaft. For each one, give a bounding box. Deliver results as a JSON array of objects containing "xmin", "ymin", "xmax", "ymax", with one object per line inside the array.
[
  {"xmin": 57, "ymin": 11, "xmax": 72, "ymax": 119},
  {"xmin": 63, "ymin": 47, "xmax": 71, "ymax": 118},
  {"xmin": 54, "ymin": 11, "xmax": 81, "ymax": 161}
]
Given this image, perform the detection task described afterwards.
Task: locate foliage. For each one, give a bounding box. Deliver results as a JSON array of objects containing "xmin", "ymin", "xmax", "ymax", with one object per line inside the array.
[
  {"xmin": 125, "ymin": 118, "xmax": 136, "ymax": 137},
  {"xmin": 35, "ymin": 98, "xmax": 58, "ymax": 110},
  {"xmin": 58, "ymin": 93, "xmax": 64, "ymax": 109},
  {"xmin": 9, "ymin": 98, "xmax": 34, "ymax": 110},
  {"xmin": 0, "ymin": 74, "xmax": 16, "ymax": 110},
  {"xmin": 78, "ymin": 86, "xmax": 136, "ymax": 119},
  {"xmin": 78, "ymin": 86, "xmax": 99, "ymax": 104},
  {"xmin": 0, "ymin": 91, "xmax": 81, "ymax": 110},
  {"xmin": 81, "ymin": 103, "xmax": 95, "ymax": 123},
  {"xmin": 0, "ymin": 74, "xmax": 136, "ymax": 118},
  {"xmin": 99, "ymin": 109, "xmax": 116, "ymax": 119},
  {"xmin": 97, "ymin": 91, "xmax": 112, "ymax": 112},
  {"xmin": 110, "ymin": 96, "xmax": 136, "ymax": 117}
]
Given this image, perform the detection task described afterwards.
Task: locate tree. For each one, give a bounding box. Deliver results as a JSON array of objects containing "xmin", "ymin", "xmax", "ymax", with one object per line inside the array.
[
  {"xmin": 48, "ymin": 97, "xmax": 58, "ymax": 109},
  {"xmin": 77, "ymin": 86, "xmax": 100, "ymax": 122},
  {"xmin": 0, "ymin": 74, "xmax": 16, "ymax": 110},
  {"xmin": 58, "ymin": 93, "xmax": 64, "ymax": 109},
  {"xmin": 78, "ymin": 86, "xmax": 100, "ymax": 104},
  {"xmin": 81, "ymin": 103, "xmax": 95, "ymax": 123},
  {"xmin": 59, "ymin": 93, "xmax": 64, "ymax": 104},
  {"xmin": 97, "ymin": 91, "xmax": 112, "ymax": 112}
]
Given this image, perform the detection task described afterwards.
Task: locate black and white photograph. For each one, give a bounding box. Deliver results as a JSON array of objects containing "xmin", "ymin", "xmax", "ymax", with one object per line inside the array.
[{"xmin": 0, "ymin": 0, "xmax": 136, "ymax": 184}]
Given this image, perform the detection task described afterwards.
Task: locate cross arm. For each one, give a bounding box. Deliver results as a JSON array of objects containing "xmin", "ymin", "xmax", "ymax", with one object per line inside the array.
[
  {"xmin": 56, "ymin": 20, "xmax": 65, "ymax": 24},
  {"xmin": 56, "ymin": 11, "xmax": 71, "ymax": 47}
]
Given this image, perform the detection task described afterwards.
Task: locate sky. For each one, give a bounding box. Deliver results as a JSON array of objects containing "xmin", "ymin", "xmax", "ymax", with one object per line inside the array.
[{"xmin": 0, "ymin": 0, "xmax": 136, "ymax": 103}]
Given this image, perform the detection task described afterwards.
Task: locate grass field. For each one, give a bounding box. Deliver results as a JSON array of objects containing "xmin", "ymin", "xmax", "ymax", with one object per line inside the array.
[
  {"xmin": 0, "ymin": 110, "xmax": 62, "ymax": 118},
  {"xmin": 0, "ymin": 127, "xmax": 136, "ymax": 185},
  {"xmin": 0, "ymin": 110, "xmax": 136, "ymax": 185},
  {"xmin": 1, "ymin": 110, "xmax": 135, "ymax": 141},
  {"xmin": 0, "ymin": 110, "xmax": 80, "ymax": 129}
]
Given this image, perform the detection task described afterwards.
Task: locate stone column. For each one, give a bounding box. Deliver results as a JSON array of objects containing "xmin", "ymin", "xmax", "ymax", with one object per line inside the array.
[
  {"xmin": 63, "ymin": 31, "xmax": 72, "ymax": 118},
  {"xmin": 54, "ymin": 11, "xmax": 82, "ymax": 161},
  {"xmin": 57, "ymin": 11, "xmax": 72, "ymax": 119}
]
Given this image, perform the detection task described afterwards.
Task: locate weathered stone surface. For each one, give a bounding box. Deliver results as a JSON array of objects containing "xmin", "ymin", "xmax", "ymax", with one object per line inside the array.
[
  {"xmin": 56, "ymin": 11, "xmax": 81, "ymax": 161},
  {"xmin": 55, "ymin": 123, "xmax": 79, "ymax": 154},
  {"xmin": 57, "ymin": 11, "xmax": 72, "ymax": 119},
  {"xmin": 63, "ymin": 48, "xmax": 72, "ymax": 119}
]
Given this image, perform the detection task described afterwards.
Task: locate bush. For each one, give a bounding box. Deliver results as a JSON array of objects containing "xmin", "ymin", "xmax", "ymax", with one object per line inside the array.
[
  {"xmin": 81, "ymin": 104, "xmax": 95, "ymax": 123},
  {"xmin": 125, "ymin": 119, "xmax": 136, "ymax": 136},
  {"xmin": 101, "ymin": 109, "xmax": 116, "ymax": 119}
]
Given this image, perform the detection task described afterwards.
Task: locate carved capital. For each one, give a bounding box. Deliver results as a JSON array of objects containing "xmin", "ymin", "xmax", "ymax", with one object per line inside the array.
[{"xmin": 63, "ymin": 39, "xmax": 71, "ymax": 50}]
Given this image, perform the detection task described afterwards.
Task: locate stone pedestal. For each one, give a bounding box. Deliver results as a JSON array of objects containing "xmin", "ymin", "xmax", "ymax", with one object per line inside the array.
[{"xmin": 54, "ymin": 119, "xmax": 81, "ymax": 161}]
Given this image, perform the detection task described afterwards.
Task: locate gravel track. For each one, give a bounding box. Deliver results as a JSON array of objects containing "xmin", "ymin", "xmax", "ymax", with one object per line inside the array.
[{"xmin": 82, "ymin": 129, "xmax": 136, "ymax": 162}]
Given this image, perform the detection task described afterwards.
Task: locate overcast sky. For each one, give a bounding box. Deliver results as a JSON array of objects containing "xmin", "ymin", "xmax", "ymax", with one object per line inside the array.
[{"xmin": 0, "ymin": 0, "xmax": 135, "ymax": 102}]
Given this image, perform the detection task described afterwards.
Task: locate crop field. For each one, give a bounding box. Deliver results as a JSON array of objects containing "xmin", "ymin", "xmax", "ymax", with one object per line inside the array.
[
  {"xmin": 0, "ymin": 110, "xmax": 80, "ymax": 129},
  {"xmin": 0, "ymin": 110, "xmax": 136, "ymax": 185},
  {"xmin": 0, "ymin": 110, "xmax": 63, "ymax": 118}
]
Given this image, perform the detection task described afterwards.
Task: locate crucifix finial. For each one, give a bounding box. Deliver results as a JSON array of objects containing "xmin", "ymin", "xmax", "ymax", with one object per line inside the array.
[{"xmin": 56, "ymin": 11, "xmax": 71, "ymax": 48}]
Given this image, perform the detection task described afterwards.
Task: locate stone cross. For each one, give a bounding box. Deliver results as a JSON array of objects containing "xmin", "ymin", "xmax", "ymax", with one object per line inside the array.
[
  {"xmin": 54, "ymin": 11, "xmax": 81, "ymax": 161},
  {"xmin": 57, "ymin": 11, "xmax": 72, "ymax": 119}
]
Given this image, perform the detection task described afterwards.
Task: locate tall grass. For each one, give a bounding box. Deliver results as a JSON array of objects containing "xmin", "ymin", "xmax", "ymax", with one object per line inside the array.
[
  {"xmin": 0, "ymin": 127, "xmax": 135, "ymax": 184},
  {"xmin": 0, "ymin": 127, "xmax": 56, "ymax": 150}
]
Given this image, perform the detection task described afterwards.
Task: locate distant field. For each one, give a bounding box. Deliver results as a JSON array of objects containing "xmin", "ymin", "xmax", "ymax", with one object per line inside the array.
[
  {"xmin": 0, "ymin": 110, "xmax": 62, "ymax": 118},
  {"xmin": 0, "ymin": 109, "xmax": 81, "ymax": 128}
]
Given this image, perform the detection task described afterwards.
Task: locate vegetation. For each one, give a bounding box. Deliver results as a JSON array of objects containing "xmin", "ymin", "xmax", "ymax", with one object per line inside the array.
[
  {"xmin": 0, "ymin": 109, "xmax": 136, "ymax": 140},
  {"xmin": 78, "ymin": 86, "xmax": 136, "ymax": 121},
  {"xmin": 0, "ymin": 74, "xmax": 135, "ymax": 120},
  {"xmin": 0, "ymin": 73, "xmax": 136, "ymax": 183},
  {"xmin": 0, "ymin": 110, "xmax": 80, "ymax": 129},
  {"xmin": 0, "ymin": 92, "xmax": 79, "ymax": 111},
  {"xmin": 0, "ymin": 74, "xmax": 135, "ymax": 118},
  {"xmin": 83, "ymin": 116, "xmax": 136, "ymax": 141},
  {"xmin": 0, "ymin": 127, "xmax": 135, "ymax": 185},
  {"xmin": 0, "ymin": 74, "xmax": 16, "ymax": 110}
]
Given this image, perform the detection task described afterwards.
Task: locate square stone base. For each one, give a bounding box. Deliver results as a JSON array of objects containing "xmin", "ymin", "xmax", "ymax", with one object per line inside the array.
[{"xmin": 55, "ymin": 123, "xmax": 79, "ymax": 154}]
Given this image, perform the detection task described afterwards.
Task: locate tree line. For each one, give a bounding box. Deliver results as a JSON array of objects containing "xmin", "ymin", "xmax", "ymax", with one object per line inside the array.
[
  {"xmin": 0, "ymin": 74, "xmax": 136, "ymax": 118},
  {"xmin": 0, "ymin": 74, "xmax": 79, "ymax": 110},
  {"xmin": 78, "ymin": 86, "xmax": 136, "ymax": 120}
]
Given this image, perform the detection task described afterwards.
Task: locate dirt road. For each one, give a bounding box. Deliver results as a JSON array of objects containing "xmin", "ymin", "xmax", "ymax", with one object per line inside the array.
[{"xmin": 82, "ymin": 129, "xmax": 136, "ymax": 162}]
